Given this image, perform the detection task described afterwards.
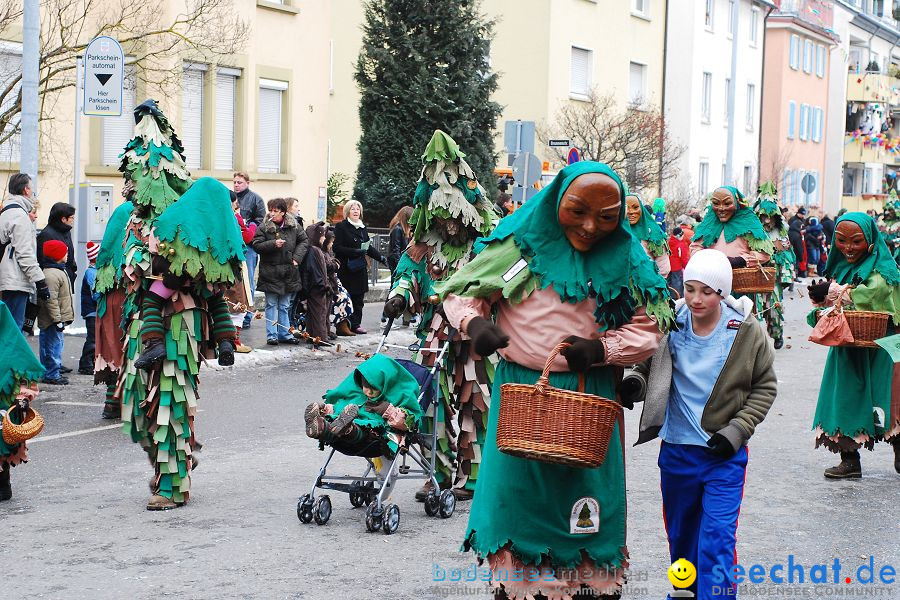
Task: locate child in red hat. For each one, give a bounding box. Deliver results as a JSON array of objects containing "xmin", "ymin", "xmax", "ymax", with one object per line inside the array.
[{"xmin": 37, "ymin": 240, "xmax": 74, "ymax": 384}]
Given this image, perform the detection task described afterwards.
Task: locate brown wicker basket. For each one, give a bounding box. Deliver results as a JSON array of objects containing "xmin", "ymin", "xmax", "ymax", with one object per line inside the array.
[
  {"xmin": 496, "ymin": 342, "xmax": 622, "ymax": 468},
  {"xmin": 732, "ymin": 266, "xmax": 777, "ymax": 294},
  {"xmin": 816, "ymin": 309, "xmax": 890, "ymax": 348},
  {"xmin": 2, "ymin": 403, "xmax": 44, "ymax": 445}
]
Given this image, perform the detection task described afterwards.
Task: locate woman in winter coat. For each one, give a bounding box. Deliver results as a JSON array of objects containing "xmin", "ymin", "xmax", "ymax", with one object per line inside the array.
[
  {"xmin": 333, "ymin": 200, "xmax": 386, "ymax": 334},
  {"xmin": 251, "ymin": 197, "xmax": 308, "ymax": 345},
  {"xmin": 324, "ymin": 229, "xmax": 355, "ymax": 337},
  {"xmin": 383, "ymin": 205, "xmax": 413, "ymax": 324},
  {"xmin": 36, "ymin": 202, "xmax": 77, "ymax": 289},
  {"xmin": 302, "ymin": 222, "xmax": 330, "ymax": 344},
  {"xmin": 788, "ymin": 218, "xmax": 807, "ymax": 278}
]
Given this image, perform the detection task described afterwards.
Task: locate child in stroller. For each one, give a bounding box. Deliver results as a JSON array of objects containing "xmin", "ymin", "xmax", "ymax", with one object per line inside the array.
[{"xmin": 304, "ymin": 354, "xmax": 423, "ymax": 459}]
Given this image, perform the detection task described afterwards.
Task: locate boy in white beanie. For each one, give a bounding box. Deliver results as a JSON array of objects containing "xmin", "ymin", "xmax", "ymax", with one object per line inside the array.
[{"xmin": 621, "ymin": 248, "xmax": 777, "ymax": 600}]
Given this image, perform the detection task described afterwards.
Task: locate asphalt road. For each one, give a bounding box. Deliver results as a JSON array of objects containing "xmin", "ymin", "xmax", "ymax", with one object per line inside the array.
[{"xmin": 3, "ymin": 293, "xmax": 899, "ymax": 599}]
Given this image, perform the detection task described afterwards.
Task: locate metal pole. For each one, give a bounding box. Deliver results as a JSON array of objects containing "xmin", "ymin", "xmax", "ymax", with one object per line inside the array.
[
  {"xmin": 520, "ymin": 153, "xmax": 530, "ymax": 211},
  {"xmin": 72, "ymin": 56, "xmax": 84, "ymax": 328},
  {"xmin": 21, "ymin": 0, "xmax": 40, "ymax": 192},
  {"xmin": 724, "ymin": 0, "xmax": 740, "ymax": 187},
  {"xmin": 72, "ymin": 56, "xmax": 82, "ymax": 195}
]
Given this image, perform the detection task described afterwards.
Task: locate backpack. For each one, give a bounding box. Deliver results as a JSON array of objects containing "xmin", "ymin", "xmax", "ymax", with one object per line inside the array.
[{"xmin": 0, "ymin": 203, "xmax": 26, "ymax": 265}]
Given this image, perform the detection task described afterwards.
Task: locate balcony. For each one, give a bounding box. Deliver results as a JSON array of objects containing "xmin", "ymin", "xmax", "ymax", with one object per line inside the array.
[
  {"xmin": 846, "ymin": 73, "xmax": 900, "ymax": 105},
  {"xmin": 841, "ymin": 194, "xmax": 887, "ymax": 212},
  {"xmin": 843, "ymin": 133, "xmax": 895, "ymax": 163}
]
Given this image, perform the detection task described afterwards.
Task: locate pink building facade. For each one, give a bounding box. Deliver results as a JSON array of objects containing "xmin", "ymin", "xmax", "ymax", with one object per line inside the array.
[{"xmin": 761, "ymin": 1, "xmax": 838, "ymax": 207}]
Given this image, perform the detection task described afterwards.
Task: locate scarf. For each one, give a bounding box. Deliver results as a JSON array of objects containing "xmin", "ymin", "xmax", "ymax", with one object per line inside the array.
[
  {"xmin": 824, "ymin": 212, "xmax": 900, "ymax": 287},
  {"xmin": 0, "ymin": 301, "xmax": 44, "ymax": 397},
  {"xmin": 474, "ymin": 161, "xmax": 671, "ymax": 329},
  {"xmin": 346, "ymin": 217, "xmax": 365, "ymax": 229},
  {"xmin": 626, "ymin": 199, "xmax": 669, "ymax": 256},
  {"xmin": 692, "ymin": 186, "xmax": 772, "ymax": 252}
]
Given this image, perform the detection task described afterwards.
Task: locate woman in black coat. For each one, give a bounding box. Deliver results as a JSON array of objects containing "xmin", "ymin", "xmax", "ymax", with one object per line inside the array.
[
  {"xmin": 36, "ymin": 202, "xmax": 77, "ymax": 290},
  {"xmin": 788, "ymin": 218, "xmax": 806, "ymax": 278},
  {"xmin": 302, "ymin": 222, "xmax": 330, "ymax": 343},
  {"xmin": 333, "ymin": 200, "xmax": 386, "ymax": 334}
]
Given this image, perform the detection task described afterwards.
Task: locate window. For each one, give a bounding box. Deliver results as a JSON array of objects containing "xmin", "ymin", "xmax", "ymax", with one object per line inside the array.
[
  {"xmin": 257, "ymin": 79, "xmax": 287, "ymax": 174},
  {"xmin": 0, "ymin": 44, "xmax": 22, "ymax": 163},
  {"xmin": 728, "ymin": 0, "xmax": 736, "ymax": 36},
  {"xmin": 799, "ymin": 103, "xmax": 809, "ymax": 141},
  {"xmin": 629, "ymin": 62, "xmax": 647, "ymax": 105},
  {"xmin": 803, "ymin": 39, "xmax": 813, "ymax": 73},
  {"xmin": 749, "ymin": 7, "xmax": 760, "ymax": 45},
  {"xmin": 101, "ymin": 66, "xmax": 137, "ymax": 166},
  {"xmin": 724, "ymin": 78, "xmax": 731, "ymax": 120},
  {"xmin": 570, "ymin": 46, "xmax": 592, "ymax": 98},
  {"xmin": 181, "ymin": 63, "xmax": 206, "ymax": 170},
  {"xmin": 812, "ymin": 106, "xmax": 823, "ymax": 143},
  {"xmin": 699, "ymin": 161, "xmax": 709, "ymax": 195},
  {"xmin": 705, "ymin": 0, "xmax": 714, "ymax": 29},
  {"xmin": 215, "ymin": 68, "xmax": 240, "ymax": 171},
  {"xmin": 701, "ymin": 72, "xmax": 712, "ymax": 122},
  {"xmin": 783, "ymin": 169, "xmax": 793, "ymax": 204},
  {"xmin": 787, "ymin": 101, "xmax": 796, "ymax": 139},
  {"xmin": 632, "ymin": 0, "xmax": 649, "ymax": 18},
  {"xmin": 746, "ymin": 83, "xmax": 756, "ymax": 130},
  {"xmin": 816, "ymin": 44, "xmax": 826, "ymax": 77},
  {"xmin": 789, "ymin": 35, "xmax": 801, "ymax": 70},
  {"xmin": 743, "ymin": 165, "xmax": 753, "ymax": 196}
]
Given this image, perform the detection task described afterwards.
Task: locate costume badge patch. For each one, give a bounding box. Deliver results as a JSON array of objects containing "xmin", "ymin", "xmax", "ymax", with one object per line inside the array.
[
  {"xmin": 502, "ymin": 258, "xmax": 528, "ymax": 283},
  {"xmin": 570, "ymin": 497, "xmax": 600, "ymax": 534},
  {"xmin": 727, "ymin": 319, "xmax": 742, "ymax": 330}
]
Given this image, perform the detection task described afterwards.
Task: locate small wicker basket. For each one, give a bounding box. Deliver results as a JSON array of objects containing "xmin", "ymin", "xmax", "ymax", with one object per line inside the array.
[
  {"xmin": 732, "ymin": 266, "xmax": 777, "ymax": 294},
  {"xmin": 496, "ymin": 342, "xmax": 622, "ymax": 469},
  {"xmin": 815, "ymin": 309, "xmax": 890, "ymax": 348},
  {"xmin": 1, "ymin": 403, "xmax": 45, "ymax": 445}
]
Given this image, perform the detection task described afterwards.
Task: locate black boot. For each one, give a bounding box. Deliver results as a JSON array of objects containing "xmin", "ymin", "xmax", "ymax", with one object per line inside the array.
[
  {"xmin": 0, "ymin": 467, "xmax": 11, "ymax": 501},
  {"xmin": 893, "ymin": 442, "xmax": 900, "ymax": 475},
  {"xmin": 217, "ymin": 339, "xmax": 235, "ymax": 366},
  {"xmin": 824, "ymin": 450, "xmax": 862, "ymax": 479},
  {"xmin": 773, "ymin": 337, "xmax": 784, "ymax": 350},
  {"xmin": 134, "ymin": 338, "xmax": 167, "ymax": 371}
]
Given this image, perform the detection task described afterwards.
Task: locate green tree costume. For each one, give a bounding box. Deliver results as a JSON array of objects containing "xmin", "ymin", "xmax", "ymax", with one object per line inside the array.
[
  {"xmin": 387, "ymin": 130, "xmax": 497, "ymax": 493},
  {"xmin": 0, "ymin": 300, "xmax": 45, "ymax": 475},
  {"xmin": 809, "ymin": 212, "xmax": 900, "ymax": 452},
  {"xmin": 112, "ymin": 100, "xmax": 244, "ymax": 507},
  {"xmin": 881, "ymin": 193, "xmax": 900, "ymax": 265},
  {"xmin": 437, "ymin": 162, "xmax": 673, "ymax": 598},
  {"xmin": 753, "ymin": 183, "xmax": 796, "ymax": 343}
]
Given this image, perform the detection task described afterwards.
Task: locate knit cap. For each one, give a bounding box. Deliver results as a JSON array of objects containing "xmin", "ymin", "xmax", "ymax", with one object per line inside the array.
[
  {"xmin": 683, "ymin": 249, "xmax": 732, "ymax": 297},
  {"xmin": 43, "ymin": 239, "xmax": 68, "ymax": 263},
  {"xmin": 86, "ymin": 241, "xmax": 100, "ymax": 263}
]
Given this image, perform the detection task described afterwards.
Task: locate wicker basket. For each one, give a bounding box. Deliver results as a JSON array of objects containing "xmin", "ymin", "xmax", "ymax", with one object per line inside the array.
[
  {"xmin": 816, "ymin": 309, "xmax": 890, "ymax": 348},
  {"xmin": 496, "ymin": 342, "xmax": 622, "ymax": 468},
  {"xmin": 732, "ymin": 266, "xmax": 777, "ymax": 294},
  {"xmin": 1, "ymin": 403, "xmax": 44, "ymax": 445}
]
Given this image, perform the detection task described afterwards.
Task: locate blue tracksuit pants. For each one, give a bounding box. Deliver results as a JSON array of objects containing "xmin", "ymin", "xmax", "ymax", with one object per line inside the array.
[{"xmin": 659, "ymin": 441, "xmax": 748, "ymax": 600}]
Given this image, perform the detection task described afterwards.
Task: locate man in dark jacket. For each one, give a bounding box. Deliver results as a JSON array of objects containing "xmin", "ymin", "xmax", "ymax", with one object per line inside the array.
[
  {"xmin": 821, "ymin": 214, "xmax": 835, "ymax": 245},
  {"xmin": 233, "ymin": 172, "xmax": 266, "ymax": 329},
  {"xmin": 788, "ymin": 218, "xmax": 806, "ymax": 278},
  {"xmin": 36, "ymin": 202, "xmax": 77, "ymax": 290}
]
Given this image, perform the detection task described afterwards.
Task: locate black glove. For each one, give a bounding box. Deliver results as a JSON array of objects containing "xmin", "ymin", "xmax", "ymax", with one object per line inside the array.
[
  {"xmin": 383, "ymin": 296, "xmax": 406, "ymax": 319},
  {"xmin": 808, "ymin": 279, "xmax": 830, "ymax": 304},
  {"xmin": 559, "ymin": 335, "xmax": 605, "ymax": 372},
  {"xmin": 35, "ymin": 279, "xmax": 50, "ymax": 301},
  {"xmin": 55, "ymin": 322, "xmax": 65, "ymax": 332},
  {"xmin": 616, "ymin": 376, "xmax": 643, "ymax": 410},
  {"xmin": 706, "ymin": 433, "xmax": 737, "ymax": 458},
  {"xmin": 727, "ymin": 256, "xmax": 747, "ymax": 268},
  {"xmin": 466, "ymin": 316, "xmax": 509, "ymax": 357}
]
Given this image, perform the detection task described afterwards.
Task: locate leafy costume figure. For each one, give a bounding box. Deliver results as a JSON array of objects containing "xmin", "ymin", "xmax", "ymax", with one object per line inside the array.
[
  {"xmin": 753, "ymin": 182, "xmax": 796, "ymax": 348},
  {"xmin": 437, "ymin": 161, "xmax": 672, "ymax": 600},
  {"xmin": 382, "ymin": 130, "xmax": 497, "ymax": 501},
  {"xmin": 114, "ymin": 100, "xmax": 242, "ymax": 510},
  {"xmin": 808, "ymin": 212, "xmax": 900, "ymax": 478},
  {"xmin": 881, "ymin": 192, "xmax": 900, "ymax": 265},
  {"xmin": 624, "ymin": 194, "xmax": 670, "ymax": 278},
  {"xmin": 0, "ymin": 300, "xmax": 45, "ymax": 501}
]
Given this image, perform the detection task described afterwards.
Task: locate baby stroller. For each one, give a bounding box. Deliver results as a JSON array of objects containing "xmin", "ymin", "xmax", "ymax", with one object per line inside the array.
[{"xmin": 296, "ymin": 318, "xmax": 457, "ymax": 534}]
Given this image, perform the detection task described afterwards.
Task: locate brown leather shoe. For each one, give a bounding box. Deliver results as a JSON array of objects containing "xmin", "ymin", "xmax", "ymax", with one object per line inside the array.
[
  {"xmin": 824, "ymin": 457, "xmax": 861, "ymax": 479},
  {"xmin": 414, "ymin": 480, "xmax": 435, "ymax": 502},
  {"xmin": 336, "ymin": 321, "xmax": 356, "ymax": 336},
  {"xmin": 452, "ymin": 487, "xmax": 474, "ymax": 501},
  {"xmin": 146, "ymin": 494, "xmax": 178, "ymax": 511}
]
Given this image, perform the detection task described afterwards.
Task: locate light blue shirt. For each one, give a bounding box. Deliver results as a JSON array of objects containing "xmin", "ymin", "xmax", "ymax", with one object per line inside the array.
[{"xmin": 659, "ymin": 301, "xmax": 742, "ymax": 447}]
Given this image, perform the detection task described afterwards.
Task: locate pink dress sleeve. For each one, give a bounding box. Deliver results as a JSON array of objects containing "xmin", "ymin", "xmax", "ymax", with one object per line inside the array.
[
  {"xmin": 689, "ymin": 239, "xmax": 704, "ymax": 256},
  {"xmin": 655, "ymin": 253, "xmax": 671, "ymax": 278},
  {"xmin": 600, "ymin": 307, "xmax": 664, "ymax": 366},
  {"xmin": 442, "ymin": 292, "xmax": 499, "ymax": 337}
]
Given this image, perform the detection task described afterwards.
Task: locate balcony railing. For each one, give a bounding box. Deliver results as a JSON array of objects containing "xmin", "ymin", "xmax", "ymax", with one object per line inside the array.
[
  {"xmin": 846, "ymin": 73, "xmax": 900, "ymax": 105},
  {"xmin": 843, "ymin": 132, "xmax": 897, "ymax": 163}
]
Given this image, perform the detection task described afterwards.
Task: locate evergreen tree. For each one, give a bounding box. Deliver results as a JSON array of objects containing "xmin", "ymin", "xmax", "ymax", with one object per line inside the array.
[{"xmin": 354, "ymin": 0, "xmax": 502, "ymax": 226}]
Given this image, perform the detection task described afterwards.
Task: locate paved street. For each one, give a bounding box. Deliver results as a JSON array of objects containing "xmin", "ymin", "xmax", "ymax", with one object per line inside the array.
[{"xmin": 3, "ymin": 294, "xmax": 899, "ymax": 600}]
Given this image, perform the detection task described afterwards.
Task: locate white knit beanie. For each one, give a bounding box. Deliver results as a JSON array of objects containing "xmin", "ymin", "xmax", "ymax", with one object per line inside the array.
[{"xmin": 683, "ymin": 249, "xmax": 732, "ymax": 297}]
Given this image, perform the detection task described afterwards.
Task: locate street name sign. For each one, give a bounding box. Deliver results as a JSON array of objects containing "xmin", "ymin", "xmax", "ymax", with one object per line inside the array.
[
  {"xmin": 548, "ymin": 139, "xmax": 570, "ymax": 147},
  {"xmin": 83, "ymin": 36, "xmax": 124, "ymax": 117}
]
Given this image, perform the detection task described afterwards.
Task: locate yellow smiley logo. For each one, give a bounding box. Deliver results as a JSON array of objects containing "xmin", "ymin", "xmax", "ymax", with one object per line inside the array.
[{"xmin": 667, "ymin": 558, "xmax": 697, "ymax": 588}]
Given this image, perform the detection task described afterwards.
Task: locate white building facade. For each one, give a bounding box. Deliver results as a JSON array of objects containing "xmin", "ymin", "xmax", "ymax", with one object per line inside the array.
[{"xmin": 665, "ymin": 0, "xmax": 776, "ymax": 203}]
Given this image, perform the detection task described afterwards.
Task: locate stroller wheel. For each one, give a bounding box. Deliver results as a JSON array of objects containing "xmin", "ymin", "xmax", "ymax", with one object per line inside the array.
[
  {"xmin": 382, "ymin": 503, "xmax": 400, "ymax": 535},
  {"xmin": 424, "ymin": 491, "xmax": 440, "ymax": 517},
  {"xmin": 438, "ymin": 489, "xmax": 456, "ymax": 518},
  {"xmin": 365, "ymin": 504, "xmax": 383, "ymax": 532},
  {"xmin": 349, "ymin": 481, "xmax": 365, "ymax": 508},
  {"xmin": 297, "ymin": 494, "xmax": 314, "ymax": 523},
  {"xmin": 313, "ymin": 495, "xmax": 332, "ymax": 525}
]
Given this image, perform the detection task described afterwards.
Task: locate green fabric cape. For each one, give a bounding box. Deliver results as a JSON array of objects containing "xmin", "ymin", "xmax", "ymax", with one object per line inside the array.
[
  {"xmin": 152, "ymin": 177, "xmax": 245, "ymax": 283},
  {"xmin": 625, "ymin": 199, "xmax": 669, "ymax": 257},
  {"xmin": 692, "ymin": 186, "xmax": 772, "ymax": 252},
  {"xmin": 324, "ymin": 354, "xmax": 424, "ymax": 432},
  {"xmin": 94, "ymin": 201, "xmax": 134, "ymax": 295},
  {"xmin": 471, "ymin": 161, "xmax": 671, "ymax": 329},
  {"xmin": 0, "ymin": 300, "xmax": 44, "ymax": 397},
  {"xmin": 824, "ymin": 212, "xmax": 900, "ymax": 288}
]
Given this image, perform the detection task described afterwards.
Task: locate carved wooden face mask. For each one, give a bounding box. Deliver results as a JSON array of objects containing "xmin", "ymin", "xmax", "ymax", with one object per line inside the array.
[
  {"xmin": 711, "ymin": 188, "xmax": 737, "ymax": 223},
  {"xmin": 834, "ymin": 220, "xmax": 871, "ymax": 264},
  {"xmin": 557, "ymin": 173, "xmax": 622, "ymax": 253},
  {"xmin": 433, "ymin": 216, "xmax": 471, "ymax": 246},
  {"xmin": 625, "ymin": 196, "xmax": 643, "ymax": 226}
]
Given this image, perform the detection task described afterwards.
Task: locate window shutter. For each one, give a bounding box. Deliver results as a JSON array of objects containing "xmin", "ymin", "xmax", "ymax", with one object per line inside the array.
[
  {"xmin": 788, "ymin": 101, "xmax": 796, "ymax": 139},
  {"xmin": 181, "ymin": 65, "xmax": 205, "ymax": 170},
  {"xmin": 102, "ymin": 67, "xmax": 137, "ymax": 166},
  {"xmin": 0, "ymin": 50, "xmax": 22, "ymax": 163},
  {"xmin": 257, "ymin": 85, "xmax": 284, "ymax": 174},
  {"xmin": 799, "ymin": 104, "xmax": 809, "ymax": 141},
  {"xmin": 570, "ymin": 47, "xmax": 591, "ymax": 96},
  {"xmin": 629, "ymin": 62, "xmax": 645, "ymax": 104},
  {"xmin": 214, "ymin": 70, "xmax": 238, "ymax": 171}
]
